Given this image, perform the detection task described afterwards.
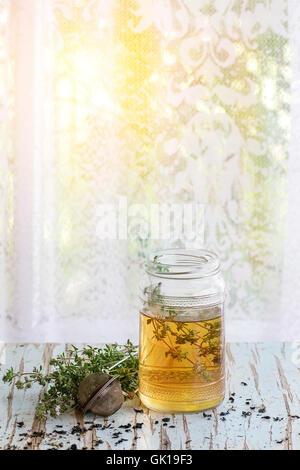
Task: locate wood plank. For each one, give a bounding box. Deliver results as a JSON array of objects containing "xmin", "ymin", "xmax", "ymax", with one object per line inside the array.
[{"xmin": 0, "ymin": 343, "xmax": 299, "ymax": 450}]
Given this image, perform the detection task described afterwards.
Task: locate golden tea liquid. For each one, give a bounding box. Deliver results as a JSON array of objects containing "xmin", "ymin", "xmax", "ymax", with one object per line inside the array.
[{"xmin": 139, "ymin": 308, "xmax": 225, "ymax": 412}]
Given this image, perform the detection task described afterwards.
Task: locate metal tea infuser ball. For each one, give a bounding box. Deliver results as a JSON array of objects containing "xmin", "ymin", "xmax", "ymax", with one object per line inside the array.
[{"xmin": 78, "ymin": 372, "xmax": 124, "ymax": 417}]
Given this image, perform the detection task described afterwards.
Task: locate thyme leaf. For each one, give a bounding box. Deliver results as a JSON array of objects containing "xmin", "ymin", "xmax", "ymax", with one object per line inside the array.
[
  {"xmin": 146, "ymin": 312, "xmax": 222, "ymax": 382},
  {"xmin": 2, "ymin": 340, "xmax": 138, "ymax": 421}
]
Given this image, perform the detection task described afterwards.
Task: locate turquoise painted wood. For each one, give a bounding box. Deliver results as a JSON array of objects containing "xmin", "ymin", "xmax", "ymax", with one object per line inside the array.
[{"xmin": 0, "ymin": 343, "xmax": 299, "ymax": 450}]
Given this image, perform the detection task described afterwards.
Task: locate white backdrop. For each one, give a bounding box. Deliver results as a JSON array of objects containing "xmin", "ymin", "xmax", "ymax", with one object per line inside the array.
[
  {"xmin": 281, "ymin": 0, "xmax": 300, "ymax": 341},
  {"xmin": 1, "ymin": 0, "xmax": 300, "ymax": 343}
]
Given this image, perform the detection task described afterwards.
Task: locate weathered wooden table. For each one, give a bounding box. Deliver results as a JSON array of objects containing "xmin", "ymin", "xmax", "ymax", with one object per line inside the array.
[{"xmin": 0, "ymin": 343, "xmax": 299, "ymax": 450}]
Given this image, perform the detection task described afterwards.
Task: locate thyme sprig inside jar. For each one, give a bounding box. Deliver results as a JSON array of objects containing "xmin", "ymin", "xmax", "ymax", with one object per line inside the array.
[{"xmin": 138, "ymin": 249, "xmax": 226, "ymax": 413}]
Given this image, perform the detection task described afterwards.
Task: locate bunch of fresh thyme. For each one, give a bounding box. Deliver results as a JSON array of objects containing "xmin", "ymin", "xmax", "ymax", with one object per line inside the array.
[{"xmin": 2, "ymin": 340, "xmax": 138, "ymax": 421}]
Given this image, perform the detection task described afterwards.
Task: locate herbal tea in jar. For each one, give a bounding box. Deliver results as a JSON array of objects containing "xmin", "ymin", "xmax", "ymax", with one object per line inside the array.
[{"xmin": 138, "ymin": 249, "xmax": 225, "ymax": 413}]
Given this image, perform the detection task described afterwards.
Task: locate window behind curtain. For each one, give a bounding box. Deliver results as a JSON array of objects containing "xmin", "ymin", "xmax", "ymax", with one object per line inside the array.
[{"xmin": 1, "ymin": 0, "xmax": 299, "ymax": 342}]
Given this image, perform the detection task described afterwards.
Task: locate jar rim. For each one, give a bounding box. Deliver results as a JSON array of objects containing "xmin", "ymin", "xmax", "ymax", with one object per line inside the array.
[{"xmin": 145, "ymin": 248, "xmax": 220, "ymax": 280}]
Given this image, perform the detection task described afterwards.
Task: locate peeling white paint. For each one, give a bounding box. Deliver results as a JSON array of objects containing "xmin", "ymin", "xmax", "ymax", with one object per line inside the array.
[{"xmin": 0, "ymin": 343, "xmax": 299, "ymax": 450}]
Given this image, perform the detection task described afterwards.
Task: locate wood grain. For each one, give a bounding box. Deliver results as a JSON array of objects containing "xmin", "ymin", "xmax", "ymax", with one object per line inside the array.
[{"xmin": 0, "ymin": 343, "xmax": 299, "ymax": 450}]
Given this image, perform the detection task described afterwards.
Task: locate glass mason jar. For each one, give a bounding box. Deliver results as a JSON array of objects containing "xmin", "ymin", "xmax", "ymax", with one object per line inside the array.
[{"xmin": 138, "ymin": 248, "xmax": 225, "ymax": 413}]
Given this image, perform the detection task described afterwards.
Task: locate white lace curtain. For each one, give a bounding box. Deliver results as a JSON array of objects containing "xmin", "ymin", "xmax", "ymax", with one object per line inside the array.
[{"xmin": 1, "ymin": 0, "xmax": 300, "ymax": 343}]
